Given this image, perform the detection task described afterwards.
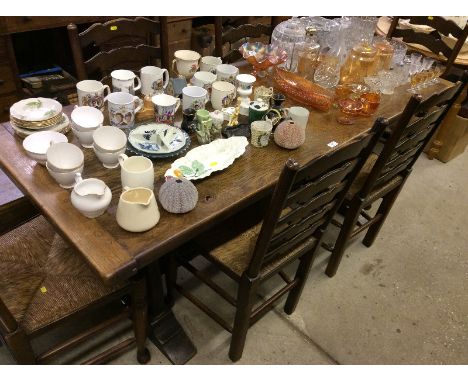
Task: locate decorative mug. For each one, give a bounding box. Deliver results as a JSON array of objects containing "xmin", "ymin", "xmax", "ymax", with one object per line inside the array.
[
  {"xmin": 151, "ymin": 94, "xmax": 181, "ymax": 124},
  {"xmin": 118, "ymin": 154, "xmax": 155, "ymax": 190},
  {"xmin": 172, "ymin": 50, "xmax": 201, "ymax": 79},
  {"xmin": 182, "ymin": 86, "xmax": 209, "ymax": 111},
  {"xmin": 195, "ymin": 109, "xmax": 212, "ymax": 144},
  {"xmin": 211, "ymin": 81, "xmax": 236, "ymax": 111},
  {"xmin": 111, "ymin": 69, "xmax": 141, "ymax": 94},
  {"xmin": 236, "ymin": 74, "xmax": 256, "ymax": 91},
  {"xmin": 249, "ymin": 100, "xmax": 269, "ymax": 123},
  {"xmin": 216, "ymin": 64, "xmax": 239, "ymax": 84},
  {"xmin": 140, "ymin": 66, "xmax": 169, "ymax": 96},
  {"xmin": 105, "ymin": 92, "xmax": 143, "ymax": 128},
  {"xmin": 200, "ymin": 56, "xmax": 222, "ymax": 74},
  {"xmin": 253, "ymin": 86, "xmax": 274, "ymax": 105},
  {"xmin": 191, "ymin": 71, "xmax": 217, "ymax": 92},
  {"xmin": 251, "ymin": 120, "xmax": 273, "ymax": 148},
  {"xmin": 284, "ymin": 106, "xmax": 310, "ymax": 129},
  {"xmin": 76, "ymin": 80, "xmax": 110, "ymax": 111}
]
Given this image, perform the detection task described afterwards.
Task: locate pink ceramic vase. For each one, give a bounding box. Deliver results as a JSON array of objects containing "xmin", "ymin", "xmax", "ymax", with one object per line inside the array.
[{"xmin": 274, "ymin": 120, "xmax": 305, "ymax": 149}]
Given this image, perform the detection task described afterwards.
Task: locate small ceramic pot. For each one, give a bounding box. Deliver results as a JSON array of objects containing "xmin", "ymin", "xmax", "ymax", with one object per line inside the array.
[
  {"xmin": 119, "ymin": 154, "xmax": 154, "ymax": 190},
  {"xmin": 76, "ymin": 80, "xmax": 110, "ymax": 110},
  {"xmin": 274, "ymin": 120, "xmax": 305, "ymax": 149},
  {"xmin": 46, "ymin": 162, "xmax": 84, "ymax": 189},
  {"xmin": 71, "ymin": 173, "xmax": 112, "ymax": 218},
  {"xmin": 46, "ymin": 142, "xmax": 84, "ymax": 172},
  {"xmin": 200, "ymin": 56, "xmax": 222, "ymax": 74},
  {"xmin": 93, "ymin": 126, "xmax": 127, "ymax": 153},
  {"xmin": 182, "ymin": 86, "xmax": 209, "ymax": 111},
  {"xmin": 22, "ymin": 131, "xmax": 68, "ymax": 165},
  {"xmin": 116, "ymin": 187, "xmax": 160, "ymax": 232},
  {"xmin": 158, "ymin": 178, "xmax": 198, "ymax": 214},
  {"xmin": 216, "ymin": 64, "xmax": 239, "ymax": 84},
  {"xmin": 172, "ymin": 50, "xmax": 201, "ymax": 79},
  {"xmin": 211, "ymin": 81, "xmax": 236, "ymax": 111},
  {"xmin": 111, "ymin": 69, "xmax": 141, "ymax": 94}
]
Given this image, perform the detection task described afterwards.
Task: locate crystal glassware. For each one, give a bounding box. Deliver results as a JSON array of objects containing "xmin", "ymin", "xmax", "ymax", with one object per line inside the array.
[
  {"xmin": 390, "ymin": 39, "xmax": 408, "ymax": 68},
  {"xmin": 377, "ymin": 70, "xmax": 398, "ymax": 95},
  {"xmin": 339, "ymin": 42, "xmax": 377, "ymax": 84},
  {"xmin": 239, "ymin": 42, "xmax": 288, "ymax": 78},
  {"xmin": 372, "ymin": 36, "xmax": 395, "ymax": 73}
]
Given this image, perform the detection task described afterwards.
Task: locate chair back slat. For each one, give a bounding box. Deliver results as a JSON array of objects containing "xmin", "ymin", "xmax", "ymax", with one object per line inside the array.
[
  {"xmin": 391, "ymin": 28, "xmax": 452, "ymax": 58},
  {"xmin": 222, "ymin": 23, "xmax": 272, "ymax": 45},
  {"xmin": 397, "ymin": 16, "xmax": 467, "ymax": 40},
  {"xmin": 0, "ymin": 297, "xmax": 18, "ymax": 336},
  {"xmin": 244, "ymin": 119, "xmax": 387, "ymax": 278}
]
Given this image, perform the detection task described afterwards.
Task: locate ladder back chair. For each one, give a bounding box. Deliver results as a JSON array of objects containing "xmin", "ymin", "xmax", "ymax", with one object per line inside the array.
[
  {"xmin": 214, "ymin": 16, "xmax": 281, "ymax": 63},
  {"xmin": 168, "ymin": 119, "xmax": 386, "ymax": 362},
  {"xmin": 387, "ymin": 16, "xmax": 468, "ymax": 76},
  {"xmin": 0, "ymin": 216, "xmax": 150, "ymax": 364},
  {"xmin": 325, "ymin": 75, "xmax": 467, "ymax": 278},
  {"xmin": 68, "ymin": 17, "xmax": 169, "ymax": 81}
]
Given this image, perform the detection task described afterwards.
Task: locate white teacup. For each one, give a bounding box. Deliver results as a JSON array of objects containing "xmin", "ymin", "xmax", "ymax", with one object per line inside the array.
[
  {"xmin": 216, "ymin": 64, "xmax": 239, "ymax": 84},
  {"xmin": 105, "ymin": 92, "xmax": 143, "ymax": 128},
  {"xmin": 191, "ymin": 71, "xmax": 217, "ymax": 91},
  {"xmin": 172, "ymin": 50, "xmax": 201, "ymax": 79},
  {"xmin": 111, "ymin": 69, "xmax": 141, "ymax": 94},
  {"xmin": 211, "ymin": 81, "xmax": 236, "ymax": 110},
  {"xmin": 151, "ymin": 94, "xmax": 181, "ymax": 124},
  {"xmin": 93, "ymin": 125, "xmax": 127, "ymax": 153},
  {"xmin": 93, "ymin": 146, "xmax": 127, "ymax": 169},
  {"xmin": 140, "ymin": 66, "xmax": 169, "ymax": 96},
  {"xmin": 284, "ymin": 106, "xmax": 310, "ymax": 129},
  {"xmin": 119, "ymin": 154, "xmax": 154, "ymax": 190},
  {"xmin": 46, "ymin": 142, "xmax": 84, "ymax": 172},
  {"xmin": 182, "ymin": 86, "xmax": 209, "ymax": 111},
  {"xmin": 76, "ymin": 80, "xmax": 110, "ymax": 110},
  {"xmin": 72, "ymin": 127, "xmax": 94, "ymax": 148},
  {"xmin": 46, "ymin": 162, "xmax": 84, "ymax": 189},
  {"xmin": 71, "ymin": 106, "xmax": 104, "ymax": 132},
  {"xmin": 200, "ymin": 56, "xmax": 223, "ymax": 74}
]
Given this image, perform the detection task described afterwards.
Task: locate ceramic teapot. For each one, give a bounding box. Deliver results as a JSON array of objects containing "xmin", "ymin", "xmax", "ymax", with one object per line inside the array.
[
  {"xmin": 116, "ymin": 186, "xmax": 160, "ymax": 232},
  {"xmin": 70, "ymin": 173, "xmax": 112, "ymax": 218}
]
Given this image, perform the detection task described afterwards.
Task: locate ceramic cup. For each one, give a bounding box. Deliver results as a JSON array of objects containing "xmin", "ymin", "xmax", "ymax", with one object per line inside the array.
[
  {"xmin": 71, "ymin": 173, "xmax": 112, "ymax": 218},
  {"xmin": 172, "ymin": 50, "xmax": 201, "ymax": 79},
  {"xmin": 111, "ymin": 69, "xmax": 141, "ymax": 94},
  {"xmin": 76, "ymin": 80, "xmax": 110, "ymax": 111},
  {"xmin": 284, "ymin": 106, "xmax": 310, "ymax": 129},
  {"xmin": 251, "ymin": 120, "xmax": 273, "ymax": 148},
  {"xmin": 200, "ymin": 56, "xmax": 222, "ymax": 74},
  {"xmin": 249, "ymin": 100, "xmax": 269, "ymax": 123},
  {"xmin": 105, "ymin": 92, "xmax": 143, "ymax": 129},
  {"xmin": 140, "ymin": 66, "xmax": 169, "ymax": 96},
  {"xmin": 116, "ymin": 187, "xmax": 160, "ymax": 232},
  {"xmin": 191, "ymin": 71, "xmax": 217, "ymax": 92},
  {"xmin": 254, "ymin": 86, "xmax": 274, "ymax": 105},
  {"xmin": 236, "ymin": 74, "xmax": 256, "ymax": 91},
  {"xmin": 46, "ymin": 142, "xmax": 84, "ymax": 188},
  {"xmin": 211, "ymin": 81, "xmax": 236, "ymax": 111},
  {"xmin": 216, "ymin": 64, "xmax": 239, "ymax": 84},
  {"xmin": 46, "ymin": 162, "xmax": 84, "ymax": 189},
  {"xmin": 118, "ymin": 154, "xmax": 155, "ymax": 190},
  {"xmin": 182, "ymin": 86, "xmax": 209, "ymax": 111},
  {"xmin": 71, "ymin": 106, "xmax": 104, "ymax": 148},
  {"xmin": 151, "ymin": 94, "xmax": 181, "ymax": 124},
  {"xmin": 93, "ymin": 126, "xmax": 127, "ymax": 169}
]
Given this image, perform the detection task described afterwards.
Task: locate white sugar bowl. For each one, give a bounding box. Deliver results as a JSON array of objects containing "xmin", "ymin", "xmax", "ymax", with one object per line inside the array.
[{"xmin": 71, "ymin": 173, "xmax": 112, "ymax": 218}]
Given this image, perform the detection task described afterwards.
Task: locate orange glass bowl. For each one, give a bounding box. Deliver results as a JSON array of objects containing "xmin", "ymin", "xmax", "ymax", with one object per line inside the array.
[{"xmin": 239, "ymin": 42, "xmax": 288, "ymax": 77}]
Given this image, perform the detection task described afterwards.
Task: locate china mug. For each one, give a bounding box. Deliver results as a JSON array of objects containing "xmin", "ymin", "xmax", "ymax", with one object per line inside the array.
[
  {"xmin": 211, "ymin": 81, "xmax": 236, "ymax": 111},
  {"xmin": 76, "ymin": 80, "xmax": 110, "ymax": 111},
  {"xmin": 111, "ymin": 69, "xmax": 141, "ymax": 94},
  {"xmin": 105, "ymin": 92, "xmax": 143, "ymax": 128},
  {"xmin": 182, "ymin": 86, "xmax": 209, "ymax": 111},
  {"xmin": 284, "ymin": 106, "xmax": 310, "ymax": 129},
  {"xmin": 200, "ymin": 56, "xmax": 222, "ymax": 74},
  {"xmin": 119, "ymin": 154, "xmax": 155, "ymax": 190},
  {"xmin": 191, "ymin": 71, "xmax": 217, "ymax": 92},
  {"xmin": 216, "ymin": 64, "xmax": 239, "ymax": 84},
  {"xmin": 172, "ymin": 50, "xmax": 201, "ymax": 79},
  {"xmin": 140, "ymin": 66, "xmax": 169, "ymax": 96},
  {"xmin": 151, "ymin": 94, "xmax": 181, "ymax": 124},
  {"xmin": 249, "ymin": 100, "xmax": 269, "ymax": 123}
]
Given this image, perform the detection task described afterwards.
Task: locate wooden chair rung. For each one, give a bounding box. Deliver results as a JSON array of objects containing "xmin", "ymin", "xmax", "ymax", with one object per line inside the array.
[
  {"xmin": 278, "ymin": 270, "xmax": 292, "ymax": 284},
  {"xmin": 359, "ymin": 210, "xmax": 373, "ymax": 221},
  {"xmin": 81, "ymin": 337, "xmax": 136, "ymax": 365},
  {"xmin": 331, "ymin": 218, "xmax": 342, "ymax": 228},
  {"xmin": 350, "ymin": 213, "xmax": 383, "ymax": 238}
]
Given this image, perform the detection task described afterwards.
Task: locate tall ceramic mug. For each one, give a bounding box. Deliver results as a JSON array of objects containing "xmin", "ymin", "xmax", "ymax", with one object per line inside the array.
[
  {"xmin": 111, "ymin": 69, "xmax": 141, "ymax": 94},
  {"xmin": 151, "ymin": 94, "xmax": 181, "ymax": 124},
  {"xmin": 182, "ymin": 86, "xmax": 209, "ymax": 111},
  {"xmin": 211, "ymin": 81, "xmax": 236, "ymax": 110},
  {"xmin": 284, "ymin": 106, "xmax": 310, "ymax": 129},
  {"xmin": 140, "ymin": 66, "xmax": 169, "ymax": 96},
  {"xmin": 216, "ymin": 64, "xmax": 239, "ymax": 84},
  {"xmin": 105, "ymin": 92, "xmax": 143, "ymax": 128},
  {"xmin": 118, "ymin": 154, "xmax": 154, "ymax": 190},
  {"xmin": 76, "ymin": 80, "xmax": 110, "ymax": 111},
  {"xmin": 172, "ymin": 50, "xmax": 201, "ymax": 79},
  {"xmin": 200, "ymin": 56, "xmax": 222, "ymax": 74}
]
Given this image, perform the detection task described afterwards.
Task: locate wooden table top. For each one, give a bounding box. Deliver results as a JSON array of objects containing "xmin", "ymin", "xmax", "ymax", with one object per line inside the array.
[{"xmin": 0, "ymin": 74, "xmax": 454, "ymax": 284}]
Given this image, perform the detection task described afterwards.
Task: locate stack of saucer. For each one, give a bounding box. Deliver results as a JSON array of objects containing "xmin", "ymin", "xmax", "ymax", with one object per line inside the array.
[{"xmin": 10, "ymin": 97, "xmax": 70, "ymax": 138}]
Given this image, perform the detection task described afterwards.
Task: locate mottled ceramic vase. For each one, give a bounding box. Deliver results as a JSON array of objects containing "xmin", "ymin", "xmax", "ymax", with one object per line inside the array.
[{"xmin": 274, "ymin": 120, "xmax": 305, "ymax": 149}]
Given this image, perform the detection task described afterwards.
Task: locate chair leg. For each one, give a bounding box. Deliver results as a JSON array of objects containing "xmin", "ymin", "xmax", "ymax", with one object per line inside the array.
[
  {"xmin": 165, "ymin": 254, "xmax": 178, "ymax": 308},
  {"xmin": 229, "ymin": 275, "xmax": 258, "ymax": 362},
  {"xmin": 4, "ymin": 329, "xmax": 36, "ymax": 364},
  {"xmin": 325, "ymin": 200, "xmax": 363, "ymax": 278},
  {"xmin": 131, "ymin": 273, "xmax": 151, "ymax": 365},
  {"xmin": 362, "ymin": 185, "xmax": 402, "ymax": 248},
  {"xmin": 284, "ymin": 239, "xmax": 321, "ymax": 314}
]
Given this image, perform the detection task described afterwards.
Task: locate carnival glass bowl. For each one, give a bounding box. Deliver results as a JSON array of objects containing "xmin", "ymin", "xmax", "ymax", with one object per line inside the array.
[{"xmin": 239, "ymin": 42, "xmax": 288, "ymax": 77}]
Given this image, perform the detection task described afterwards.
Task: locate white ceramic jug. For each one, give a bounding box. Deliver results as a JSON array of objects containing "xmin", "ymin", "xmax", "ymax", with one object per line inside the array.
[
  {"xmin": 70, "ymin": 173, "xmax": 112, "ymax": 218},
  {"xmin": 116, "ymin": 187, "xmax": 160, "ymax": 232}
]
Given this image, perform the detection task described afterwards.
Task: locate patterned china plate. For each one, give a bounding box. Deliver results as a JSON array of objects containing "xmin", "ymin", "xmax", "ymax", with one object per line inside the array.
[
  {"xmin": 12, "ymin": 114, "xmax": 70, "ymax": 139},
  {"xmin": 10, "ymin": 98, "xmax": 62, "ymax": 122},
  {"xmin": 128, "ymin": 123, "xmax": 189, "ymax": 157}
]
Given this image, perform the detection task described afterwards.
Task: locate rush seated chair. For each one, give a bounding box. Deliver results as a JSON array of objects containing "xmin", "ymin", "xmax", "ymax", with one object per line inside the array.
[{"xmin": 168, "ymin": 118, "xmax": 386, "ymax": 362}]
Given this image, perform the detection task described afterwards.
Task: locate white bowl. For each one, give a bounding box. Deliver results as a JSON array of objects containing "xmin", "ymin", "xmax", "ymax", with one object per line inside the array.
[
  {"xmin": 71, "ymin": 106, "xmax": 104, "ymax": 131},
  {"xmin": 46, "ymin": 162, "xmax": 84, "ymax": 189},
  {"xmin": 46, "ymin": 142, "xmax": 84, "ymax": 172},
  {"xmin": 93, "ymin": 126, "xmax": 127, "ymax": 153},
  {"xmin": 72, "ymin": 126, "xmax": 95, "ymax": 149},
  {"xmin": 22, "ymin": 131, "xmax": 68, "ymax": 165},
  {"xmin": 93, "ymin": 144, "xmax": 126, "ymax": 169}
]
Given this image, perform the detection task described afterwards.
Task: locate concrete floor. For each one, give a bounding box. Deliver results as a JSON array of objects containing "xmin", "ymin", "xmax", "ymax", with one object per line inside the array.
[{"xmin": 1, "ymin": 152, "xmax": 467, "ymax": 364}]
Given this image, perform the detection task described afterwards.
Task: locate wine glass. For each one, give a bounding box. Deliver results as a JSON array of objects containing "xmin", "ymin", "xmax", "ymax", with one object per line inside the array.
[
  {"xmin": 408, "ymin": 55, "xmax": 423, "ymax": 93},
  {"xmin": 419, "ymin": 57, "xmax": 435, "ymax": 88}
]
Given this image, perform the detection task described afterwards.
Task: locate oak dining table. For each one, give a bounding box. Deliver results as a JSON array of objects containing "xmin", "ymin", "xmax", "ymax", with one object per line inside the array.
[{"xmin": 0, "ymin": 70, "xmax": 454, "ymax": 364}]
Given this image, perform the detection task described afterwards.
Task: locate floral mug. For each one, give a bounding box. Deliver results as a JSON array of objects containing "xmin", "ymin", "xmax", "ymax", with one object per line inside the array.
[
  {"xmin": 172, "ymin": 50, "xmax": 201, "ymax": 79},
  {"xmin": 151, "ymin": 94, "xmax": 181, "ymax": 124}
]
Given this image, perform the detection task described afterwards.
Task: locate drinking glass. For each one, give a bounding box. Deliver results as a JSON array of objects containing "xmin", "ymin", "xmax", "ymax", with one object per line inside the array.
[
  {"xmin": 390, "ymin": 39, "xmax": 407, "ymax": 68},
  {"xmin": 419, "ymin": 57, "xmax": 435, "ymax": 88},
  {"xmin": 430, "ymin": 63, "xmax": 445, "ymax": 84},
  {"xmin": 408, "ymin": 55, "xmax": 423, "ymax": 93}
]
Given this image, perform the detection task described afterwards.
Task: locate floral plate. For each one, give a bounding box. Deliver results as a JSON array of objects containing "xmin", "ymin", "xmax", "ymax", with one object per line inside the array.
[
  {"xmin": 127, "ymin": 123, "xmax": 190, "ymax": 159},
  {"xmin": 164, "ymin": 136, "xmax": 248, "ymax": 180},
  {"xmin": 10, "ymin": 98, "xmax": 62, "ymax": 122}
]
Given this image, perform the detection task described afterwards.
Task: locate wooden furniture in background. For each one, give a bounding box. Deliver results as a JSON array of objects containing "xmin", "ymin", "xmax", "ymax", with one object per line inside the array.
[
  {"xmin": 325, "ymin": 77, "xmax": 466, "ymax": 277},
  {"xmin": 169, "ymin": 120, "xmax": 385, "ymax": 361},
  {"xmin": 0, "ymin": 216, "xmax": 149, "ymax": 364}
]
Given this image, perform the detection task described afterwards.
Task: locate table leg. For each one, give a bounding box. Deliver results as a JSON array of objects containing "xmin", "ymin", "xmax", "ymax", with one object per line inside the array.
[{"xmin": 146, "ymin": 262, "xmax": 197, "ymax": 364}]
